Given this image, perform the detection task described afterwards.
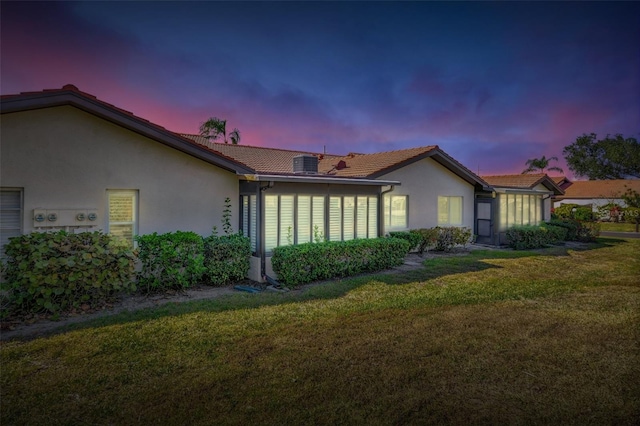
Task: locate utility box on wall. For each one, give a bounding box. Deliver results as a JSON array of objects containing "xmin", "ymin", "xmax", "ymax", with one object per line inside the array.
[{"xmin": 33, "ymin": 209, "xmax": 99, "ymax": 228}]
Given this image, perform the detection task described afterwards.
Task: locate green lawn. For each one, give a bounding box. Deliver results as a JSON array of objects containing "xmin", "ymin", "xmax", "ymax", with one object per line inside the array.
[
  {"xmin": 599, "ymin": 222, "xmax": 638, "ymax": 232},
  {"xmin": 2, "ymin": 238, "xmax": 639, "ymax": 425}
]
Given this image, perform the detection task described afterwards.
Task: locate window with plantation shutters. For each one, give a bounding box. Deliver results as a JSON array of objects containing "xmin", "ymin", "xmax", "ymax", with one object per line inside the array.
[
  {"xmin": 368, "ymin": 197, "xmax": 378, "ymax": 238},
  {"xmin": 329, "ymin": 197, "xmax": 342, "ymax": 241},
  {"xmin": 356, "ymin": 197, "xmax": 368, "ymax": 238},
  {"xmin": 279, "ymin": 195, "xmax": 294, "ymax": 246},
  {"xmin": 312, "ymin": 196, "xmax": 325, "ymax": 241},
  {"xmin": 241, "ymin": 195, "xmax": 257, "ymax": 253},
  {"xmin": 264, "ymin": 195, "xmax": 278, "ymax": 251},
  {"xmin": 343, "ymin": 196, "xmax": 355, "ymax": 241},
  {"xmin": 0, "ymin": 189, "xmax": 22, "ymax": 257},
  {"xmin": 108, "ymin": 190, "xmax": 137, "ymax": 248},
  {"xmin": 297, "ymin": 196, "xmax": 311, "ymax": 244}
]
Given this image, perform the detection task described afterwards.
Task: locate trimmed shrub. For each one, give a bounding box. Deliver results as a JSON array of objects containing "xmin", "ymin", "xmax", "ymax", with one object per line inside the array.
[
  {"xmin": 2, "ymin": 231, "xmax": 135, "ymax": 315},
  {"xmin": 203, "ymin": 233, "xmax": 251, "ymax": 286},
  {"xmin": 545, "ymin": 219, "xmax": 580, "ymax": 241},
  {"xmin": 271, "ymin": 237, "xmax": 410, "ymax": 288},
  {"xmin": 414, "ymin": 228, "xmax": 439, "ymax": 254},
  {"xmin": 506, "ymin": 225, "xmax": 560, "ymax": 250},
  {"xmin": 136, "ymin": 231, "xmax": 206, "ymax": 293},
  {"xmin": 576, "ymin": 221, "xmax": 600, "ymax": 242},
  {"xmin": 388, "ymin": 231, "xmax": 422, "ymax": 252},
  {"xmin": 540, "ymin": 224, "xmax": 568, "ymax": 242}
]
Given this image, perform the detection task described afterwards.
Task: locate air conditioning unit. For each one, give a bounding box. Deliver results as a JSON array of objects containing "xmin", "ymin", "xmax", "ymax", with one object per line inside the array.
[{"xmin": 293, "ymin": 155, "xmax": 318, "ymax": 174}]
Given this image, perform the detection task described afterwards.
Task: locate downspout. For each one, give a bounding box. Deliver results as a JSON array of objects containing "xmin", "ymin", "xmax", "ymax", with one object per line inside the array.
[{"xmin": 379, "ymin": 185, "xmax": 395, "ymax": 237}]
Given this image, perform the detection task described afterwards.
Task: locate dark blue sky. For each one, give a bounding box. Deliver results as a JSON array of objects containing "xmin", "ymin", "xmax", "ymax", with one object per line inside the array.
[{"xmin": 2, "ymin": 1, "xmax": 639, "ymax": 176}]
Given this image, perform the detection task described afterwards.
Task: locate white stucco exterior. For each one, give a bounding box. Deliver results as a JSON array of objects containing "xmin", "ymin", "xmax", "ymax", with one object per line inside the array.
[
  {"xmin": 379, "ymin": 157, "xmax": 476, "ymax": 231},
  {"xmin": 1, "ymin": 106, "xmax": 239, "ymax": 239}
]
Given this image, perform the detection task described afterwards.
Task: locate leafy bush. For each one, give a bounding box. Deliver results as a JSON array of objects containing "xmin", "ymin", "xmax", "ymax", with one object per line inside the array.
[
  {"xmin": 271, "ymin": 238, "xmax": 410, "ymax": 288},
  {"xmin": 136, "ymin": 231, "xmax": 206, "ymax": 293},
  {"xmin": 540, "ymin": 224, "xmax": 568, "ymax": 242},
  {"xmin": 414, "ymin": 228, "xmax": 439, "ymax": 254},
  {"xmin": 410, "ymin": 227, "xmax": 473, "ymax": 253},
  {"xmin": 545, "ymin": 219, "xmax": 580, "ymax": 241},
  {"xmin": 553, "ymin": 203, "xmax": 594, "ymax": 221},
  {"xmin": 506, "ymin": 226, "xmax": 561, "ymax": 250},
  {"xmin": 203, "ymin": 233, "xmax": 251, "ymax": 286},
  {"xmin": 2, "ymin": 231, "xmax": 135, "ymax": 314},
  {"xmin": 388, "ymin": 231, "xmax": 421, "ymax": 252},
  {"xmin": 576, "ymin": 222, "xmax": 600, "ymax": 242}
]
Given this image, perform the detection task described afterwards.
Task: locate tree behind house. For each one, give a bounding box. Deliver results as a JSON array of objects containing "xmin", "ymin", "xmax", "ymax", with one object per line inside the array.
[
  {"xmin": 522, "ymin": 155, "xmax": 564, "ymax": 174},
  {"xmin": 199, "ymin": 117, "xmax": 241, "ymax": 144}
]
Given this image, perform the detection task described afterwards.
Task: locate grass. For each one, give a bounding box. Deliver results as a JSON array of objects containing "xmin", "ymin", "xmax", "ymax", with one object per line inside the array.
[
  {"xmin": 1, "ymin": 238, "xmax": 639, "ymax": 425},
  {"xmin": 599, "ymin": 221, "xmax": 638, "ymax": 232}
]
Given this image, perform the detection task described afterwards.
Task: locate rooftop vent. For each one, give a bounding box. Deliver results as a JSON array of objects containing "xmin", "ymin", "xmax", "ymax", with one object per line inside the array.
[{"xmin": 293, "ymin": 154, "xmax": 318, "ymax": 174}]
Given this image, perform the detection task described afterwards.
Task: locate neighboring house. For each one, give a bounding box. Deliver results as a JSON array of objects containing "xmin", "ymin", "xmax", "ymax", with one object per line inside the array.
[
  {"xmin": 553, "ymin": 179, "xmax": 640, "ymax": 211},
  {"xmin": 480, "ymin": 174, "xmax": 564, "ymax": 245},
  {"xmin": 185, "ymin": 135, "xmax": 490, "ymax": 278}
]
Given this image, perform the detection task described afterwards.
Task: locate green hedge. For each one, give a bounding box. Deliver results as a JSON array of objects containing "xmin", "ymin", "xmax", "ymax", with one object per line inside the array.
[
  {"xmin": 407, "ymin": 227, "xmax": 474, "ymax": 254},
  {"xmin": 2, "ymin": 231, "xmax": 135, "ymax": 315},
  {"xmin": 271, "ymin": 238, "xmax": 411, "ymax": 288},
  {"xmin": 576, "ymin": 222, "xmax": 600, "ymax": 242},
  {"xmin": 136, "ymin": 231, "xmax": 206, "ymax": 293},
  {"xmin": 203, "ymin": 233, "xmax": 251, "ymax": 286},
  {"xmin": 506, "ymin": 225, "xmax": 565, "ymax": 250},
  {"xmin": 545, "ymin": 219, "xmax": 580, "ymax": 241},
  {"xmin": 388, "ymin": 231, "xmax": 422, "ymax": 252}
]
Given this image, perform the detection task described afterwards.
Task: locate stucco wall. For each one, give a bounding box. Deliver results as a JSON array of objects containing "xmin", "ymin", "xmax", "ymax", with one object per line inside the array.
[
  {"xmin": 1, "ymin": 106, "xmax": 239, "ymax": 238},
  {"xmin": 379, "ymin": 158, "xmax": 475, "ymax": 231}
]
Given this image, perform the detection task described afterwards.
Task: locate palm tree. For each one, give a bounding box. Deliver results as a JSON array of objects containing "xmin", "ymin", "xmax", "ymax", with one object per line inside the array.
[
  {"xmin": 522, "ymin": 155, "xmax": 564, "ymax": 174},
  {"xmin": 199, "ymin": 117, "xmax": 241, "ymax": 144}
]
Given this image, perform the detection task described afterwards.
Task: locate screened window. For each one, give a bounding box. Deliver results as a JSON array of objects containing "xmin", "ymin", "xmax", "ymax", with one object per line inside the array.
[
  {"xmin": 108, "ymin": 190, "xmax": 137, "ymax": 248},
  {"xmin": 498, "ymin": 193, "xmax": 542, "ymax": 231},
  {"xmin": 0, "ymin": 189, "xmax": 22, "ymax": 258},
  {"xmin": 438, "ymin": 196, "xmax": 463, "ymax": 226},
  {"xmin": 384, "ymin": 195, "xmax": 408, "ymax": 230}
]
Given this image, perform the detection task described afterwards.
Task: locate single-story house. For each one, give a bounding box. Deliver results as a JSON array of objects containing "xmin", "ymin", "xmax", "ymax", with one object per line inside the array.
[
  {"xmin": 184, "ymin": 135, "xmax": 490, "ymax": 277},
  {"xmin": 479, "ymin": 174, "xmax": 564, "ymax": 245},
  {"xmin": 553, "ymin": 179, "xmax": 640, "ymax": 212},
  {"xmin": 1, "ymin": 84, "xmax": 499, "ymax": 282}
]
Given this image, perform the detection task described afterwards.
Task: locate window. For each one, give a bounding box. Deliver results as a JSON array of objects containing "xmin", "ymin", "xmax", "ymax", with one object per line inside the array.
[
  {"xmin": 498, "ymin": 193, "xmax": 542, "ymax": 231},
  {"xmin": 1, "ymin": 189, "xmax": 22, "ymax": 257},
  {"xmin": 262, "ymin": 194, "xmax": 377, "ymax": 251},
  {"xmin": 108, "ymin": 190, "xmax": 137, "ymax": 248},
  {"xmin": 438, "ymin": 196, "xmax": 462, "ymax": 226},
  {"xmin": 241, "ymin": 195, "xmax": 257, "ymax": 252},
  {"xmin": 384, "ymin": 195, "xmax": 408, "ymax": 230}
]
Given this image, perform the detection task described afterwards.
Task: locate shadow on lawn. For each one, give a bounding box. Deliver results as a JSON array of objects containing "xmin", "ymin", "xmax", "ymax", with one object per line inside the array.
[{"xmin": 11, "ymin": 238, "xmax": 631, "ymax": 340}]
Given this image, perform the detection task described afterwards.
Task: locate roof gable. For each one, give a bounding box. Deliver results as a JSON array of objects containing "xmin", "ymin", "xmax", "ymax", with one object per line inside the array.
[
  {"xmin": 183, "ymin": 134, "xmax": 489, "ymax": 189},
  {"xmin": 482, "ymin": 174, "xmax": 564, "ymax": 195},
  {"xmin": 1, "ymin": 85, "xmax": 253, "ymax": 174}
]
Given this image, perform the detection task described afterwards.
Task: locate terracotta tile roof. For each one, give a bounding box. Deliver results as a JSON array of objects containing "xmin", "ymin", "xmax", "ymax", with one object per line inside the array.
[
  {"xmin": 558, "ymin": 179, "xmax": 640, "ymax": 199},
  {"xmin": 481, "ymin": 174, "xmax": 564, "ymax": 195},
  {"xmin": 321, "ymin": 146, "xmax": 439, "ymax": 177},
  {"xmin": 481, "ymin": 174, "xmax": 548, "ymax": 188},
  {"xmin": 182, "ymin": 134, "xmax": 440, "ymax": 178},
  {"xmin": 182, "ymin": 134, "xmax": 343, "ymax": 174}
]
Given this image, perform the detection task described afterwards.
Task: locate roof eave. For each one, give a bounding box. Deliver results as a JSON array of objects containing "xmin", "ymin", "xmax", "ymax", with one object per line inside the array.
[{"xmin": 240, "ymin": 174, "xmax": 400, "ymax": 186}]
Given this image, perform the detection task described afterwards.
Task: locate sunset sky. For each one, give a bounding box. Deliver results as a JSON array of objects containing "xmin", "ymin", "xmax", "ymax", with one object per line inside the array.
[{"xmin": 2, "ymin": 1, "xmax": 639, "ymax": 177}]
